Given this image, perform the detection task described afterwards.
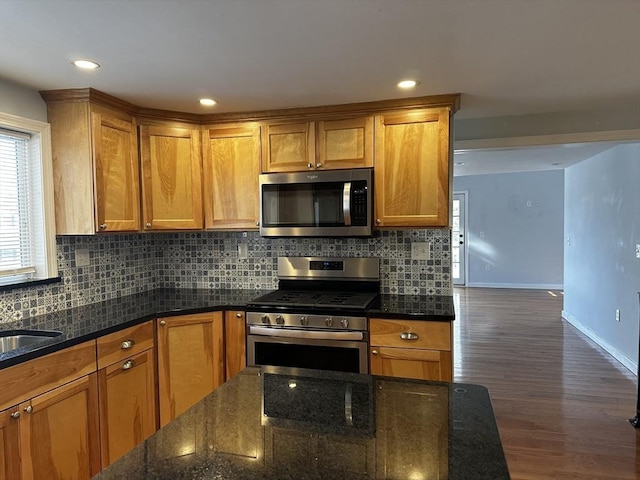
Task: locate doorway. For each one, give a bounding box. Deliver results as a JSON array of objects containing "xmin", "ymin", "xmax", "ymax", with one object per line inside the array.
[{"xmin": 452, "ymin": 192, "xmax": 467, "ymax": 286}]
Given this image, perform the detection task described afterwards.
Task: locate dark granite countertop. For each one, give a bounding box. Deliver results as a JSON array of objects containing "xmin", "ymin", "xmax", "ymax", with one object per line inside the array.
[
  {"xmin": 93, "ymin": 366, "xmax": 509, "ymax": 480},
  {"xmin": 369, "ymin": 294, "xmax": 455, "ymax": 320},
  {"xmin": 0, "ymin": 288, "xmax": 270, "ymax": 369},
  {"xmin": 1, "ymin": 290, "xmax": 455, "ymax": 370}
]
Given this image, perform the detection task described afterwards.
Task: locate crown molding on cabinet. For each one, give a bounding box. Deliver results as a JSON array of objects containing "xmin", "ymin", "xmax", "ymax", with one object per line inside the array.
[{"xmin": 40, "ymin": 88, "xmax": 461, "ymax": 125}]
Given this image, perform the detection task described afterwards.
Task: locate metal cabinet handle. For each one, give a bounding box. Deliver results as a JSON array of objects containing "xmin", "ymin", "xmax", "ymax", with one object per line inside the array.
[
  {"xmin": 376, "ymin": 219, "xmax": 381, "ymax": 225},
  {"xmin": 400, "ymin": 331, "xmax": 419, "ymax": 341},
  {"xmin": 99, "ymin": 223, "xmax": 108, "ymax": 230},
  {"xmin": 159, "ymin": 320, "xmax": 166, "ymax": 326},
  {"xmin": 371, "ymin": 349, "xmax": 378, "ymax": 355},
  {"xmin": 23, "ymin": 405, "xmax": 33, "ymax": 414},
  {"xmin": 256, "ymin": 221, "xmax": 259, "ymax": 226},
  {"xmin": 316, "ymin": 162, "xmax": 322, "ymax": 168},
  {"xmin": 10, "ymin": 411, "xmax": 20, "ymax": 419},
  {"xmin": 307, "ymin": 163, "xmax": 313, "ymax": 169},
  {"xmin": 121, "ymin": 340, "xmax": 135, "ymax": 350},
  {"xmin": 145, "ymin": 222, "xmax": 152, "ymax": 228},
  {"xmin": 122, "ymin": 360, "xmax": 135, "ymax": 370},
  {"xmin": 236, "ymin": 313, "xmax": 242, "ymax": 318}
]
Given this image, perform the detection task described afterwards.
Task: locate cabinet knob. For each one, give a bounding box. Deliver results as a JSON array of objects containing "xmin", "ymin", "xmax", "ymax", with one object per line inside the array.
[
  {"xmin": 99, "ymin": 223, "xmax": 108, "ymax": 230},
  {"xmin": 236, "ymin": 313, "xmax": 242, "ymax": 318},
  {"xmin": 121, "ymin": 340, "xmax": 135, "ymax": 350},
  {"xmin": 23, "ymin": 405, "xmax": 33, "ymax": 414},
  {"xmin": 316, "ymin": 163, "xmax": 322, "ymax": 168},
  {"xmin": 371, "ymin": 350, "xmax": 378, "ymax": 355},
  {"xmin": 376, "ymin": 219, "xmax": 381, "ymax": 225},
  {"xmin": 307, "ymin": 163, "xmax": 313, "ymax": 169},
  {"xmin": 122, "ymin": 359, "xmax": 136, "ymax": 370},
  {"xmin": 256, "ymin": 221, "xmax": 259, "ymax": 226},
  {"xmin": 10, "ymin": 411, "xmax": 20, "ymax": 419},
  {"xmin": 145, "ymin": 222, "xmax": 152, "ymax": 228},
  {"xmin": 159, "ymin": 320, "xmax": 166, "ymax": 326},
  {"xmin": 400, "ymin": 331, "xmax": 419, "ymax": 340}
]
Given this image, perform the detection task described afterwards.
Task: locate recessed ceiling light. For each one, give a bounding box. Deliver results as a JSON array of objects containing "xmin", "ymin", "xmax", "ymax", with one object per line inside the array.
[
  {"xmin": 72, "ymin": 59, "xmax": 100, "ymax": 70},
  {"xmin": 454, "ymin": 162, "xmax": 465, "ymax": 166},
  {"xmin": 397, "ymin": 79, "xmax": 419, "ymax": 89},
  {"xmin": 199, "ymin": 98, "xmax": 217, "ymax": 107}
]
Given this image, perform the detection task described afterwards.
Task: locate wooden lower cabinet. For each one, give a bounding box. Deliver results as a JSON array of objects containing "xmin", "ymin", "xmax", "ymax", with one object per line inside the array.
[
  {"xmin": 369, "ymin": 318, "xmax": 453, "ymax": 382},
  {"xmin": 370, "ymin": 346, "xmax": 452, "ymax": 382},
  {"xmin": 19, "ymin": 374, "xmax": 101, "ymax": 480},
  {"xmin": 224, "ymin": 310, "xmax": 246, "ymax": 380},
  {"xmin": 0, "ymin": 407, "xmax": 21, "ymax": 480},
  {"xmin": 98, "ymin": 348, "xmax": 157, "ymax": 467},
  {"xmin": 156, "ymin": 312, "xmax": 224, "ymax": 426}
]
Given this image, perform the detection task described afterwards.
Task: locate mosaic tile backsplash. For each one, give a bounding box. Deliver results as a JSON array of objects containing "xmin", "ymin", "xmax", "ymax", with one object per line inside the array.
[{"xmin": 0, "ymin": 229, "xmax": 451, "ymax": 325}]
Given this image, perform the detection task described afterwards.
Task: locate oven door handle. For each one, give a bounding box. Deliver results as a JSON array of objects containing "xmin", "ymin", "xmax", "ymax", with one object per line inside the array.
[{"xmin": 249, "ymin": 326, "xmax": 364, "ymax": 341}]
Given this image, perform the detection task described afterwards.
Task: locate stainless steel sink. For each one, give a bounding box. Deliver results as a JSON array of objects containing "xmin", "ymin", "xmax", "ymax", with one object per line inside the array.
[{"xmin": 0, "ymin": 330, "xmax": 63, "ymax": 354}]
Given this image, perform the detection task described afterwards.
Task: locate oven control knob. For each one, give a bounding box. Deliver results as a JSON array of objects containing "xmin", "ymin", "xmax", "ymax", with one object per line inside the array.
[
  {"xmin": 325, "ymin": 317, "xmax": 333, "ymax": 327},
  {"xmin": 275, "ymin": 315, "xmax": 285, "ymax": 325},
  {"xmin": 261, "ymin": 315, "xmax": 270, "ymax": 324},
  {"xmin": 340, "ymin": 318, "xmax": 349, "ymax": 328},
  {"xmin": 300, "ymin": 316, "xmax": 309, "ymax": 326}
]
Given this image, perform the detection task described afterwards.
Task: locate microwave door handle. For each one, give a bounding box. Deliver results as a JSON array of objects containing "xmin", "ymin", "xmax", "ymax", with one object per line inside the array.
[{"xmin": 343, "ymin": 182, "xmax": 352, "ymax": 226}]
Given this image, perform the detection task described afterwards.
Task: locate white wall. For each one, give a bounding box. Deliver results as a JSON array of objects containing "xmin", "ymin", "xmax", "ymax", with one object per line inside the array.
[
  {"xmin": 0, "ymin": 78, "xmax": 47, "ymax": 120},
  {"xmin": 563, "ymin": 143, "xmax": 640, "ymax": 372},
  {"xmin": 454, "ymin": 170, "xmax": 564, "ymax": 289}
]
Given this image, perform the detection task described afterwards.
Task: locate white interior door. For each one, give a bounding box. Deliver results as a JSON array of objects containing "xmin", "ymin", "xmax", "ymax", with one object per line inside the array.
[{"xmin": 452, "ymin": 192, "xmax": 467, "ymax": 285}]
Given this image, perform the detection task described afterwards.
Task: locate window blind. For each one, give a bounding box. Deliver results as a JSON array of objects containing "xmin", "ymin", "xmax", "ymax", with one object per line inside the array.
[{"xmin": 0, "ymin": 128, "xmax": 36, "ymax": 279}]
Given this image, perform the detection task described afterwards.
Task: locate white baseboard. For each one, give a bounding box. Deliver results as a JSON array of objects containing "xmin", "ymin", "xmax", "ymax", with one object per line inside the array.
[
  {"xmin": 466, "ymin": 282, "xmax": 564, "ymax": 290},
  {"xmin": 562, "ymin": 310, "xmax": 638, "ymax": 375}
]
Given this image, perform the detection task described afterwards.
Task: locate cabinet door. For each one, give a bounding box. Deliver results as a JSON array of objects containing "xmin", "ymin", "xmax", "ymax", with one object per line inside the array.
[
  {"xmin": 157, "ymin": 312, "xmax": 224, "ymax": 426},
  {"xmin": 20, "ymin": 374, "xmax": 100, "ymax": 480},
  {"xmin": 92, "ymin": 110, "xmax": 140, "ymax": 232},
  {"xmin": 317, "ymin": 116, "xmax": 373, "ymax": 170},
  {"xmin": 140, "ymin": 125, "xmax": 203, "ymax": 230},
  {"xmin": 0, "ymin": 407, "xmax": 21, "ymax": 480},
  {"xmin": 98, "ymin": 349, "xmax": 157, "ymax": 468},
  {"xmin": 370, "ymin": 346, "xmax": 452, "ymax": 382},
  {"xmin": 203, "ymin": 125, "xmax": 260, "ymax": 229},
  {"xmin": 374, "ymin": 107, "xmax": 451, "ymax": 227},
  {"xmin": 224, "ymin": 310, "xmax": 246, "ymax": 380},
  {"xmin": 261, "ymin": 121, "xmax": 315, "ymax": 172}
]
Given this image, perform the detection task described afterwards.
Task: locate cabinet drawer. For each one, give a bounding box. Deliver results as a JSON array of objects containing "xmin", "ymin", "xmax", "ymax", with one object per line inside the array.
[
  {"xmin": 97, "ymin": 321, "xmax": 154, "ymax": 369},
  {"xmin": 0, "ymin": 340, "xmax": 96, "ymax": 411},
  {"xmin": 369, "ymin": 319, "xmax": 451, "ymax": 351}
]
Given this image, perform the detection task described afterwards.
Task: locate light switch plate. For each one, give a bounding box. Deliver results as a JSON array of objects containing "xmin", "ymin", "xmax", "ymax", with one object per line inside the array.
[
  {"xmin": 411, "ymin": 242, "xmax": 430, "ymax": 260},
  {"xmin": 238, "ymin": 244, "xmax": 248, "ymax": 259},
  {"xmin": 75, "ymin": 249, "xmax": 90, "ymax": 267}
]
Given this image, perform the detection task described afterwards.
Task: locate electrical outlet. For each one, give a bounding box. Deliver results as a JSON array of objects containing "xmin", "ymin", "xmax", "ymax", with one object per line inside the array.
[
  {"xmin": 615, "ymin": 309, "xmax": 620, "ymax": 322},
  {"xmin": 238, "ymin": 244, "xmax": 248, "ymax": 259},
  {"xmin": 75, "ymin": 249, "xmax": 90, "ymax": 267},
  {"xmin": 636, "ymin": 244, "xmax": 640, "ymax": 259},
  {"xmin": 411, "ymin": 242, "xmax": 430, "ymax": 260}
]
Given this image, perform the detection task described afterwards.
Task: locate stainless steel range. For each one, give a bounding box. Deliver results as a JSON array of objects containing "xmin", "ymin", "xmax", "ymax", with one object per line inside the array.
[{"xmin": 246, "ymin": 257, "xmax": 380, "ymax": 374}]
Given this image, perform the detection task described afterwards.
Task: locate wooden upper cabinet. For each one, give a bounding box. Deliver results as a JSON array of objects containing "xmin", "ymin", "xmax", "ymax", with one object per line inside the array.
[
  {"xmin": 317, "ymin": 116, "xmax": 373, "ymax": 170},
  {"xmin": 139, "ymin": 125, "xmax": 203, "ymax": 230},
  {"xmin": 261, "ymin": 121, "xmax": 315, "ymax": 172},
  {"xmin": 203, "ymin": 125, "xmax": 261, "ymax": 229},
  {"xmin": 374, "ymin": 107, "xmax": 451, "ymax": 227},
  {"xmin": 45, "ymin": 97, "xmax": 140, "ymax": 234}
]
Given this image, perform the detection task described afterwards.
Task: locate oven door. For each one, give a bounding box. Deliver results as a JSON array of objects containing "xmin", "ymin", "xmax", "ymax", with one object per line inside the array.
[{"xmin": 247, "ymin": 326, "xmax": 368, "ymax": 374}]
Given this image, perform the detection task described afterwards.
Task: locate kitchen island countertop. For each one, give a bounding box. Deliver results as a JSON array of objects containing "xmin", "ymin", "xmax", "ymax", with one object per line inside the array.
[{"xmin": 93, "ymin": 366, "xmax": 509, "ymax": 480}]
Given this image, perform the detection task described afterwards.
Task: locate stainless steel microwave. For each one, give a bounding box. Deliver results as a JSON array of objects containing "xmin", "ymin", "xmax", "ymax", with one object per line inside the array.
[{"xmin": 259, "ymin": 168, "xmax": 372, "ymax": 237}]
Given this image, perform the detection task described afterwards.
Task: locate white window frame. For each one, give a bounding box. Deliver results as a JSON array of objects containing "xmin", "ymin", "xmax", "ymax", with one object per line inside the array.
[{"xmin": 0, "ymin": 112, "xmax": 57, "ymax": 285}]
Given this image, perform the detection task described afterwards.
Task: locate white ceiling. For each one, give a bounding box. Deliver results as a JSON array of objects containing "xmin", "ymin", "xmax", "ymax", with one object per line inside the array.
[{"xmin": 1, "ymin": 0, "xmax": 638, "ymax": 177}]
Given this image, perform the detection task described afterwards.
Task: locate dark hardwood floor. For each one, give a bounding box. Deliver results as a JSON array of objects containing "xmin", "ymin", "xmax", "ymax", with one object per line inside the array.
[{"xmin": 452, "ymin": 287, "xmax": 639, "ymax": 480}]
